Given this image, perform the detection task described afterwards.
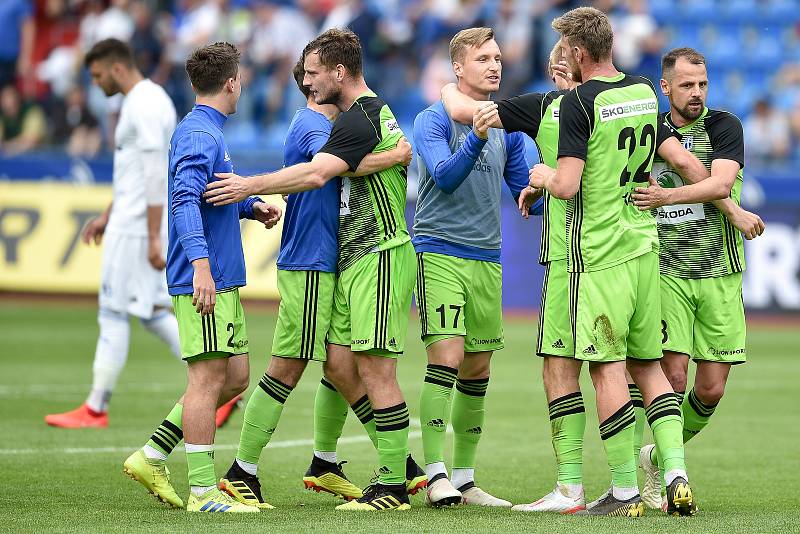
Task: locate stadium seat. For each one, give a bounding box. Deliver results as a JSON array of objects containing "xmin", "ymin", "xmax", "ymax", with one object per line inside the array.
[
  {"xmin": 679, "ymin": 0, "xmax": 715, "ymax": 21},
  {"xmin": 720, "ymin": 0, "xmax": 759, "ymax": 23}
]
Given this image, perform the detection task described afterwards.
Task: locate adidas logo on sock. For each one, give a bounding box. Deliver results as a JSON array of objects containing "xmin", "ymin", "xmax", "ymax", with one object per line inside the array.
[
  {"xmin": 582, "ymin": 344, "xmax": 597, "ymax": 355},
  {"xmin": 552, "ymin": 338, "xmax": 565, "ymax": 349},
  {"xmin": 378, "ymin": 466, "xmax": 392, "ymax": 475},
  {"xmin": 466, "ymin": 426, "xmax": 482, "ymax": 434},
  {"xmin": 427, "ymin": 418, "xmax": 445, "ymax": 428}
]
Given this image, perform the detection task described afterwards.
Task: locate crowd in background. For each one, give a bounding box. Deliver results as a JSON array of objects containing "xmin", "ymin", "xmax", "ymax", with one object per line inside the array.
[{"xmin": 1, "ymin": 0, "xmax": 799, "ymax": 166}]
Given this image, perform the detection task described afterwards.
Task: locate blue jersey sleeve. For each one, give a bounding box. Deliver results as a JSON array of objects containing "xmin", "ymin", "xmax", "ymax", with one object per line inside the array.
[
  {"xmin": 297, "ymin": 114, "xmax": 332, "ymax": 158},
  {"xmin": 503, "ymin": 131, "xmax": 543, "ymax": 215},
  {"xmin": 238, "ymin": 197, "xmax": 264, "ymax": 220},
  {"xmin": 413, "ymin": 106, "xmax": 487, "ymax": 195},
  {"xmin": 171, "ymin": 131, "xmax": 215, "ymax": 262}
]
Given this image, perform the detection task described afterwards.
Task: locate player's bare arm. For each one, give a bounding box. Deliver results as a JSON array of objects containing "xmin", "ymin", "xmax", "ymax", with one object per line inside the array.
[
  {"xmin": 345, "ymin": 136, "xmax": 412, "ymax": 177},
  {"xmin": 146, "ymin": 205, "xmax": 166, "ymax": 270},
  {"xmin": 632, "ymin": 137, "xmax": 732, "ymax": 209},
  {"xmin": 441, "ymin": 83, "xmax": 503, "ymax": 128},
  {"xmin": 81, "ymin": 202, "xmax": 112, "ymax": 245},
  {"xmin": 529, "ymin": 157, "xmax": 582, "ymax": 199},
  {"xmin": 206, "ymin": 151, "xmax": 350, "ymax": 205}
]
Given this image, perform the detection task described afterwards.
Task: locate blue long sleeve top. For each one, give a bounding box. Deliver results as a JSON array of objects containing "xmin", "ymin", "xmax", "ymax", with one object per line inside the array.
[{"xmin": 166, "ymin": 105, "xmax": 261, "ymax": 295}]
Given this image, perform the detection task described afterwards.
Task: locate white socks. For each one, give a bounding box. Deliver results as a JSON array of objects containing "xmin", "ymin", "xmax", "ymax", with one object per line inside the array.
[
  {"xmin": 140, "ymin": 310, "xmax": 181, "ymax": 359},
  {"xmin": 451, "ymin": 468, "xmax": 474, "ymax": 489},
  {"xmin": 143, "ymin": 444, "xmax": 168, "ymax": 461},
  {"xmin": 86, "ymin": 308, "xmax": 130, "ymax": 413},
  {"xmin": 425, "ymin": 462, "xmax": 447, "ymax": 482},
  {"xmin": 314, "ymin": 451, "xmax": 337, "ymax": 463},
  {"xmin": 612, "ymin": 485, "xmax": 640, "ymax": 501},
  {"xmin": 665, "ymin": 469, "xmax": 688, "ymax": 486},
  {"xmin": 236, "ymin": 458, "xmax": 258, "ymax": 476}
]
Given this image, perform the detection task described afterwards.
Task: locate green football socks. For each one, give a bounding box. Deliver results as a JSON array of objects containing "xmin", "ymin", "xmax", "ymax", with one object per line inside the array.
[
  {"xmin": 682, "ymin": 388, "xmax": 717, "ymax": 443},
  {"xmin": 145, "ymin": 402, "xmax": 183, "ymax": 458},
  {"xmin": 548, "ymin": 391, "xmax": 585, "ymax": 486},
  {"xmin": 420, "ymin": 364, "xmax": 458, "ymax": 465},
  {"xmin": 646, "ymin": 392, "xmax": 686, "ymax": 478},
  {"xmin": 451, "ymin": 377, "xmax": 489, "ymax": 470},
  {"xmin": 351, "ymin": 394, "xmax": 378, "ymax": 448},
  {"xmin": 186, "ymin": 443, "xmax": 216, "ymax": 489},
  {"xmin": 599, "ymin": 401, "xmax": 638, "ymax": 490},
  {"xmin": 235, "ymin": 373, "xmax": 293, "ymax": 465},
  {"xmin": 629, "ymin": 383, "xmax": 646, "ymax": 463},
  {"xmin": 313, "ymin": 378, "xmax": 349, "ymax": 454},
  {"xmin": 374, "ymin": 402, "xmax": 409, "ymax": 485}
]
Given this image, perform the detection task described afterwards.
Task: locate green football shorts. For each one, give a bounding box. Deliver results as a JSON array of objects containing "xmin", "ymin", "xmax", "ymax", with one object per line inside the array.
[
  {"xmin": 271, "ymin": 269, "xmax": 335, "ymax": 361},
  {"xmin": 172, "ymin": 288, "xmax": 249, "ymax": 362},
  {"xmin": 660, "ymin": 272, "xmax": 746, "ymax": 363},
  {"xmin": 415, "ymin": 252, "xmax": 503, "ymax": 352},
  {"xmin": 571, "ymin": 251, "xmax": 662, "ymax": 363},
  {"xmin": 537, "ymin": 259, "xmax": 573, "ymax": 357},
  {"xmin": 328, "ymin": 242, "xmax": 416, "ymax": 356}
]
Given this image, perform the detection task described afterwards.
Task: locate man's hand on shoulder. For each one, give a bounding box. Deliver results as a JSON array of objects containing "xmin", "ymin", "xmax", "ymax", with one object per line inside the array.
[
  {"xmin": 205, "ymin": 172, "xmax": 254, "ymax": 206},
  {"xmin": 252, "ymin": 201, "xmax": 283, "ymax": 229}
]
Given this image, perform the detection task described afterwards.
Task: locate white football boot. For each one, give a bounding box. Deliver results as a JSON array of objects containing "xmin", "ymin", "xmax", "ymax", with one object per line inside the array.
[{"xmin": 511, "ymin": 483, "xmax": 586, "ymax": 514}]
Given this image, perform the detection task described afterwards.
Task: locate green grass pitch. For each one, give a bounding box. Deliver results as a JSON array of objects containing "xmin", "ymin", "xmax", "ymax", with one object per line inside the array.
[{"xmin": 1, "ymin": 299, "xmax": 798, "ymax": 533}]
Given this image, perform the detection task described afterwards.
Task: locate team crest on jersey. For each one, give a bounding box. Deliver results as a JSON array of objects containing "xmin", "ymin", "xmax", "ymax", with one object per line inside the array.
[{"xmin": 682, "ymin": 135, "xmax": 694, "ymax": 151}]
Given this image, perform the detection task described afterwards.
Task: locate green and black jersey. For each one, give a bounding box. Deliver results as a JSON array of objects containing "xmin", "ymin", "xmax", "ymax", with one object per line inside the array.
[
  {"xmin": 319, "ymin": 91, "xmax": 410, "ymax": 272},
  {"xmin": 558, "ymin": 73, "xmax": 660, "ymax": 273},
  {"xmin": 651, "ymin": 107, "xmax": 745, "ymax": 278},
  {"xmin": 497, "ymin": 90, "xmax": 568, "ymax": 264}
]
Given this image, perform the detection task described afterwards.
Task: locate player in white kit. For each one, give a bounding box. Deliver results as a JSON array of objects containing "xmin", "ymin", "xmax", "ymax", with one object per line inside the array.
[{"xmin": 45, "ymin": 39, "xmax": 240, "ymax": 428}]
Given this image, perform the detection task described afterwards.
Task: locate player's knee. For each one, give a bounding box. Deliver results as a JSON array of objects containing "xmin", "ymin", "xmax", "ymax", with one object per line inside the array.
[
  {"xmin": 543, "ymin": 357, "xmax": 580, "ymax": 384},
  {"xmin": 665, "ymin": 368, "xmax": 688, "ymax": 393},
  {"xmin": 694, "ymin": 381, "xmax": 725, "ymax": 405},
  {"xmin": 266, "ymin": 357, "xmax": 306, "ymax": 388}
]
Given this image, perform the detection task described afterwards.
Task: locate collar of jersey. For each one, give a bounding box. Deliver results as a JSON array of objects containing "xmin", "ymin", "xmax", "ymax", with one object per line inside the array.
[
  {"xmin": 194, "ymin": 104, "xmax": 227, "ymax": 129},
  {"xmin": 348, "ymin": 90, "xmax": 377, "ymax": 110},
  {"xmin": 667, "ymin": 106, "xmax": 708, "ymax": 132},
  {"xmin": 591, "ymin": 72, "xmax": 625, "ymax": 83}
]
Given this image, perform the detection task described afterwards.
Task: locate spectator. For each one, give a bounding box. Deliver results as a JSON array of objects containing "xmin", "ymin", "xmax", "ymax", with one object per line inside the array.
[
  {"xmin": 744, "ymin": 99, "xmax": 792, "ymax": 163},
  {"xmin": 51, "ymin": 85, "xmax": 102, "ymax": 158},
  {"xmin": 0, "ymin": 0, "xmax": 35, "ymax": 89},
  {"xmin": 128, "ymin": 0, "xmax": 163, "ymax": 77},
  {"xmin": 611, "ymin": 0, "xmax": 664, "ymax": 76},
  {"xmin": 491, "ymin": 0, "xmax": 533, "ymax": 98},
  {"xmin": 248, "ymin": 1, "xmax": 315, "ymax": 124},
  {"xmin": 0, "ymin": 84, "xmax": 46, "ymax": 155}
]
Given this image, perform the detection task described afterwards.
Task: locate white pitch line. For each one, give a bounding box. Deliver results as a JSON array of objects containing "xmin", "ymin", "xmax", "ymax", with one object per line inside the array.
[{"xmin": 0, "ymin": 430, "xmax": 426, "ymax": 456}]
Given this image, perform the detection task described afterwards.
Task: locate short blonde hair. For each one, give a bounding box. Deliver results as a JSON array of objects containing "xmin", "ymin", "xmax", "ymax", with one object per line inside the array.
[
  {"xmin": 449, "ymin": 27, "xmax": 495, "ymax": 64},
  {"xmin": 551, "ymin": 7, "xmax": 613, "ymax": 63},
  {"xmin": 547, "ymin": 41, "xmax": 562, "ymax": 77}
]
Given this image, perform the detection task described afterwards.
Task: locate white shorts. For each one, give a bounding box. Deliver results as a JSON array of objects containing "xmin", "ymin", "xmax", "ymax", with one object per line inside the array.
[{"xmin": 99, "ymin": 232, "xmax": 171, "ymax": 319}]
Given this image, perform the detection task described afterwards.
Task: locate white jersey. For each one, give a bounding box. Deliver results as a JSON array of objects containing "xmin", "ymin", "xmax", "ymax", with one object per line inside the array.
[{"xmin": 106, "ymin": 79, "xmax": 177, "ymax": 237}]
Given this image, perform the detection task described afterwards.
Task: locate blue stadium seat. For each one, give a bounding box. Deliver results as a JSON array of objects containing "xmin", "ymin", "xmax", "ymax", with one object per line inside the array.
[
  {"xmin": 706, "ymin": 35, "xmax": 740, "ymax": 69},
  {"xmin": 720, "ymin": 0, "xmax": 759, "ymax": 23},
  {"xmin": 649, "ymin": 0, "xmax": 678, "ymax": 24},
  {"xmin": 761, "ymin": 0, "xmax": 800, "ymax": 24},
  {"xmin": 680, "ymin": 0, "xmax": 716, "ymax": 20}
]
